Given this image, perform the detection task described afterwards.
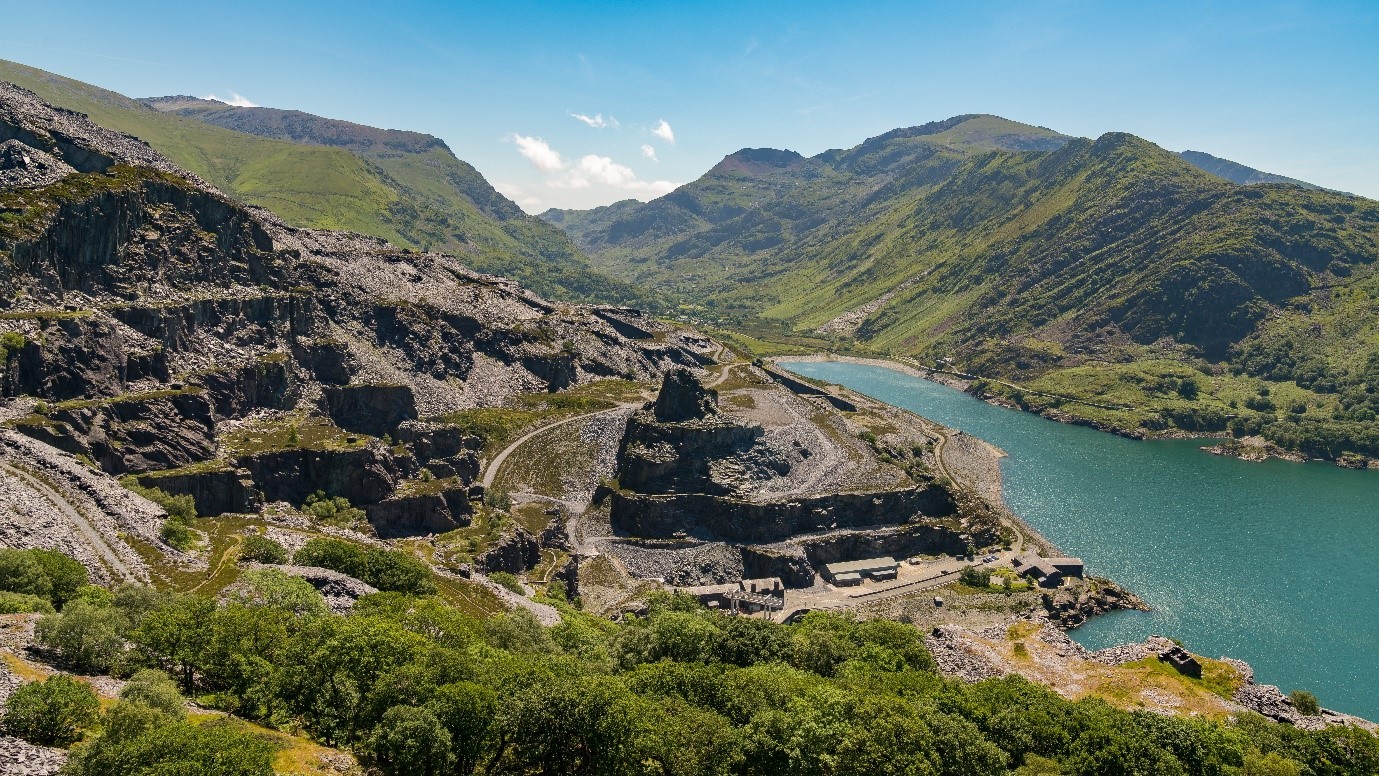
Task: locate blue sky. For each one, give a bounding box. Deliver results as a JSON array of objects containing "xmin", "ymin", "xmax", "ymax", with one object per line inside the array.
[{"xmin": 3, "ymin": 0, "xmax": 1376, "ymax": 211}]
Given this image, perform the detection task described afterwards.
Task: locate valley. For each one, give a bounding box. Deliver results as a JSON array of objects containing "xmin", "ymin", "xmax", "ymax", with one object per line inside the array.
[{"xmin": 0, "ymin": 50, "xmax": 1377, "ymax": 776}]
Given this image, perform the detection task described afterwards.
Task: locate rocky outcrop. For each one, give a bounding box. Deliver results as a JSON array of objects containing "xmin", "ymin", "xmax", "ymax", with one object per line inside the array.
[
  {"xmin": 802, "ymin": 522, "xmax": 971, "ymax": 565},
  {"xmin": 236, "ymin": 442, "xmax": 399, "ymax": 506},
  {"xmin": 365, "ymin": 485, "xmax": 470, "ymax": 538},
  {"xmin": 321, "ymin": 383, "xmax": 418, "ymax": 437},
  {"xmin": 18, "ymin": 391, "xmax": 217, "ymax": 474},
  {"xmin": 0, "ymin": 137, "xmax": 74, "ymax": 190},
  {"xmin": 476, "ymin": 524, "xmax": 540, "ymax": 574},
  {"xmin": 197, "ymin": 356, "xmax": 297, "ymax": 417},
  {"xmin": 396, "ymin": 421, "xmax": 481, "ymax": 479},
  {"xmin": 1041, "ymin": 578, "xmax": 1149, "ymax": 628},
  {"xmin": 740, "ymin": 544, "xmax": 816, "ymax": 588},
  {"xmin": 617, "ymin": 368, "xmax": 766, "ymax": 495},
  {"xmin": 610, "ymin": 485, "xmax": 956, "ymax": 543},
  {"xmin": 135, "ymin": 465, "xmax": 261, "ymax": 517}
]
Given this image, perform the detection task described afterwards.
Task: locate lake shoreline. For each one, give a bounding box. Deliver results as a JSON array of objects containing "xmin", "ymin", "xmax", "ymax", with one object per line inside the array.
[{"xmin": 772, "ymin": 352, "xmax": 1356, "ymax": 468}]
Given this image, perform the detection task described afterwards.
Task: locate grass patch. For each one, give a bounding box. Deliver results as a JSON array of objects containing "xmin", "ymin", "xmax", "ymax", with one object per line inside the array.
[
  {"xmin": 221, "ymin": 414, "xmax": 371, "ymax": 456},
  {"xmin": 51, "ymin": 386, "xmax": 203, "ymax": 413}
]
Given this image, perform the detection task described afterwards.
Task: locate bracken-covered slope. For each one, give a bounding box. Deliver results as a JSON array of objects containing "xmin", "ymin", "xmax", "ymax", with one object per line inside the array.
[
  {"xmin": 0, "ymin": 58, "xmax": 638, "ymax": 305},
  {"xmin": 547, "ymin": 116, "xmax": 1379, "ymax": 461}
]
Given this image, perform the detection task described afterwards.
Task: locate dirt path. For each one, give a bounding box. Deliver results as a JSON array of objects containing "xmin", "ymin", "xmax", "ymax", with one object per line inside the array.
[{"xmin": 0, "ymin": 462, "xmax": 136, "ymax": 581}]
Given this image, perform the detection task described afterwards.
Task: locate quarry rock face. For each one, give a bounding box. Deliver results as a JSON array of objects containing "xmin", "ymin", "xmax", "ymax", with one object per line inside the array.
[
  {"xmin": 608, "ymin": 366, "xmax": 966, "ymax": 586},
  {"xmin": 0, "ymin": 81, "xmax": 706, "ymax": 546},
  {"xmin": 617, "ymin": 368, "xmax": 765, "ymax": 496},
  {"xmin": 652, "ymin": 367, "xmax": 718, "ymax": 422}
]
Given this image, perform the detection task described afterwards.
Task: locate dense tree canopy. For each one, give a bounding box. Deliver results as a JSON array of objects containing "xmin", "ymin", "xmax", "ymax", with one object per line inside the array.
[{"xmin": 23, "ymin": 582, "xmax": 1376, "ymax": 775}]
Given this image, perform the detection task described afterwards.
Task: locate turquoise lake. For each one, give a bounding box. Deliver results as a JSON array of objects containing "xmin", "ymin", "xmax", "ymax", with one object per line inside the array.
[{"xmin": 780, "ymin": 359, "xmax": 1379, "ymax": 719}]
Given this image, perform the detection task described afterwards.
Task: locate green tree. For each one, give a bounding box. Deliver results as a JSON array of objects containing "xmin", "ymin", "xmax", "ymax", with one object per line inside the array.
[
  {"xmin": 428, "ymin": 681, "xmax": 497, "ymax": 776},
  {"xmin": 367, "ymin": 705, "xmax": 453, "ymax": 776},
  {"xmin": 0, "ymin": 548, "xmax": 52, "ymax": 600},
  {"xmin": 229, "ymin": 568, "xmax": 327, "ymax": 616},
  {"xmin": 34, "ymin": 600, "xmax": 128, "ymax": 673},
  {"xmin": 2, "ymin": 674, "xmax": 100, "ymax": 746},
  {"xmin": 119, "ymin": 669, "xmax": 185, "ymax": 716},
  {"xmin": 239, "ymin": 534, "xmax": 289, "ymax": 565},
  {"xmin": 1289, "ymin": 690, "xmax": 1320, "ymax": 716},
  {"xmin": 28, "ymin": 549, "xmax": 88, "ymax": 606}
]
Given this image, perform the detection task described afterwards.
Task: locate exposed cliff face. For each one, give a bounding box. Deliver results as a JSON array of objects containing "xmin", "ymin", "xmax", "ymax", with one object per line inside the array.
[
  {"xmin": 605, "ymin": 367, "xmax": 971, "ymax": 584},
  {"xmin": 610, "ymin": 487, "xmax": 957, "ymax": 544},
  {"xmin": 0, "ymin": 82, "xmax": 706, "ymax": 541}
]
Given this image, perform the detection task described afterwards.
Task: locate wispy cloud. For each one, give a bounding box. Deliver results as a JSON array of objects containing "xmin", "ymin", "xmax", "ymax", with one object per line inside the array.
[
  {"xmin": 204, "ymin": 92, "xmax": 258, "ymax": 107},
  {"xmin": 510, "ymin": 134, "xmax": 567, "ymax": 172},
  {"xmin": 640, "ymin": 144, "xmax": 659, "ymax": 161},
  {"xmin": 570, "ymin": 112, "xmax": 619, "ymax": 129},
  {"xmin": 652, "ymin": 119, "xmax": 675, "ymax": 144},
  {"xmin": 494, "ymin": 182, "xmax": 542, "ymax": 209}
]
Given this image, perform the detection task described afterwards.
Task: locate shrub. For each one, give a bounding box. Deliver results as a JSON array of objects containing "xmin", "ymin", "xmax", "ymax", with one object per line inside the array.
[
  {"xmin": 0, "ymin": 591, "xmax": 55, "ymax": 614},
  {"xmin": 484, "ymin": 489, "xmax": 512, "ymax": 511},
  {"xmin": 159, "ymin": 519, "xmax": 197, "ymax": 551},
  {"xmin": 489, "ymin": 572, "xmax": 523, "ymax": 594},
  {"xmin": 118, "ymin": 669, "xmax": 185, "ymax": 716},
  {"xmin": 301, "ymin": 491, "xmax": 365, "ymax": 526},
  {"xmin": 239, "ymin": 534, "xmax": 288, "ymax": 565},
  {"xmin": 0, "ymin": 548, "xmax": 52, "ymax": 600},
  {"xmin": 64, "ymin": 703, "xmax": 278, "ymax": 776},
  {"xmin": 35, "ymin": 600, "xmax": 128, "ymax": 673},
  {"xmin": 131, "ymin": 485, "xmax": 196, "ymax": 522},
  {"xmin": 2, "ymin": 674, "xmax": 100, "ymax": 746},
  {"xmin": 292, "ymin": 538, "xmax": 435, "ymax": 594},
  {"xmin": 367, "ymin": 705, "xmax": 453, "ymax": 776},
  {"xmin": 1290, "ymin": 689, "xmax": 1321, "ymax": 715}
]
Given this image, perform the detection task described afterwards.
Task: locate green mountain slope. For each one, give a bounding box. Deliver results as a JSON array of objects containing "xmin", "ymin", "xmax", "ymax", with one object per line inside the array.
[
  {"xmin": 0, "ymin": 58, "xmax": 636, "ymax": 304},
  {"xmin": 546, "ymin": 116, "xmax": 1379, "ymax": 461}
]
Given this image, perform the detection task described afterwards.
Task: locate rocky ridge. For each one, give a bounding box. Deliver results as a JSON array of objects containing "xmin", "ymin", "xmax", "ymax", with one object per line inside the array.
[{"xmin": 0, "ymin": 81, "xmax": 704, "ymax": 573}]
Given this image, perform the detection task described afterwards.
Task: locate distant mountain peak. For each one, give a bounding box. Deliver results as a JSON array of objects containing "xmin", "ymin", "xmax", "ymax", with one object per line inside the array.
[
  {"xmin": 1176, "ymin": 149, "xmax": 1320, "ymax": 190},
  {"xmin": 710, "ymin": 148, "xmax": 807, "ymax": 175}
]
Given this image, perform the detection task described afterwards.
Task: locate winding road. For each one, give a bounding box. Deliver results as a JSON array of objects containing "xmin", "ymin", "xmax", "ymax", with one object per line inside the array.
[{"xmin": 480, "ymin": 404, "xmax": 639, "ymax": 490}]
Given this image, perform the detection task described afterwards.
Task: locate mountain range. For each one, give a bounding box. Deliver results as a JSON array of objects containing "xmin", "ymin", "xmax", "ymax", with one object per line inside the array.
[
  {"xmin": 544, "ymin": 115, "xmax": 1379, "ymax": 461},
  {"xmin": 0, "ymin": 58, "xmax": 637, "ymax": 305}
]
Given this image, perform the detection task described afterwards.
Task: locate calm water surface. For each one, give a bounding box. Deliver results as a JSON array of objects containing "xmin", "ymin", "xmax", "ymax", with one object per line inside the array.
[{"xmin": 781, "ymin": 360, "xmax": 1379, "ymax": 719}]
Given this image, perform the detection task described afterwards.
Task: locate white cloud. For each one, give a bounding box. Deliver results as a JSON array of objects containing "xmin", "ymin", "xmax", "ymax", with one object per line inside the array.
[
  {"xmin": 204, "ymin": 92, "xmax": 258, "ymax": 107},
  {"xmin": 570, "ymin": 112, "xmax": 618, "ymax": 129},
  {"xmin": 550, "ymin": 154, "xmax": 676, "ymax": 197},
  {"xmin": 510, "ymin": 134, "xmax": 567, "ymax": 173},
  {"xmin": 652, "ymin": 119, "xmax": 675, "ymax": 144},
  {"xmin": 494, "ymin": 182, "xmax": 542, "ymax": 209},
  {"xmin": 640, "ymin": 144, "xmax": 659, "ymax": 161}
]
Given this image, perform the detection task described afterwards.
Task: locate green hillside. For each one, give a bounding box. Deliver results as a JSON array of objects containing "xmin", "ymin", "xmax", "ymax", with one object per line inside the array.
[
  {"xmin": 0, "ymin": 59, "xmax": 637, "ymax": 304},
  {"xmin": 546, "ymin": 117, "xmax": 1379, "ymax": 461}
]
